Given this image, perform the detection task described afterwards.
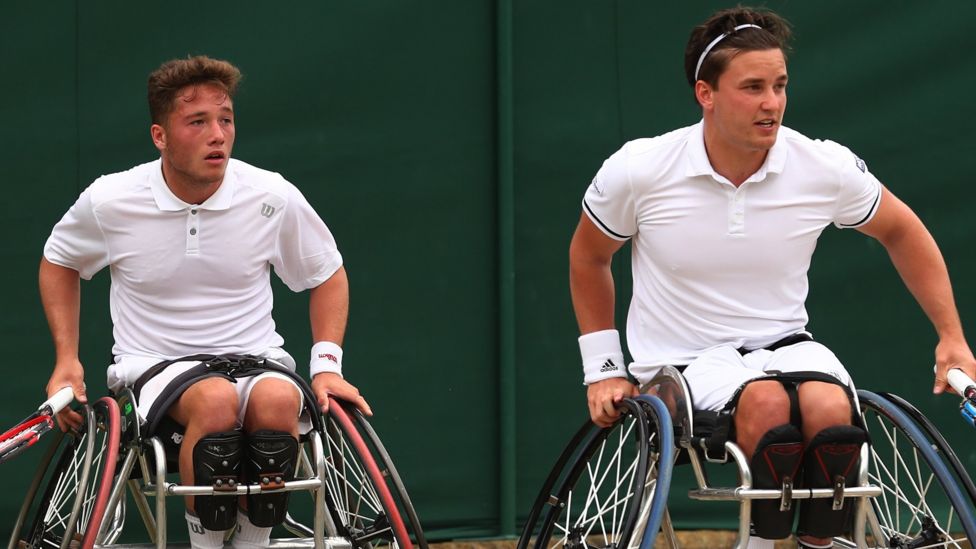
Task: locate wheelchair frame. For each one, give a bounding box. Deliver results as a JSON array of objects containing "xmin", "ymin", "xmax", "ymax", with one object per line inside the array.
[
  {"xmin": 10, "ymin": 372, "xmax": 427, "ymax": 549},
  {"xmin": 519, "ymin": 365, "xmax": 976, "ymax": 549}
]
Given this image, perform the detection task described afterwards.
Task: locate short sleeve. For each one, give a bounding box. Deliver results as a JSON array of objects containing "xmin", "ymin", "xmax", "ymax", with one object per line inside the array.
[
  {"xmin": 272, "ymin": 184, "xmax": 343, "ymax": 292},
  {"xmin": 43, "ymin": 186, "xmax": 110, "ymax": 280},
  {"xmin": 832, "ymin": 146, "xmax": 882, "ymax": 229},
  {"xmin": 582, "ymin": 147, "xmax": 636, "ymax": 240}
]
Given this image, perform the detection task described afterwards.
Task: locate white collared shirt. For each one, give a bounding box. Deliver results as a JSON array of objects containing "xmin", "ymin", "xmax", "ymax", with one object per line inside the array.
[
  {"xmin": 45, "ymin": 158, "xmax": 343, "ymax": 375},
  {"xmin": 583, "ymin": 122, "xmax": 881, "ymax": 374}
]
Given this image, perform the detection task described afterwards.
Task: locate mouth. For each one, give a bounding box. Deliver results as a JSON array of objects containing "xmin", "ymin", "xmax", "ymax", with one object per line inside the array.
[
  {"xmin": 204, "ymin": 151, "xmax": 226, "ymax": 164},
  {"xmin": 755, "ymin": 119, "xmax": 778, "ymax": 130}
]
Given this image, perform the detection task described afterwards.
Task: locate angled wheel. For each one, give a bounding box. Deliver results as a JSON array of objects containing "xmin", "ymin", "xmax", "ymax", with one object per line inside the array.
[
  {"xmin": 849, "ymin": 390, "xmax": 975, "ymax": 548},
  {"xmin": 10, "ymin": 397, "xmax": 121, "ymax": 549},
  {"xmin": 323, "ymin": 397, "xmax": 426, "ymax": 549},
  {"xmin": 518, "ymin": 397, "xmax": 673, "ymax": 549}
]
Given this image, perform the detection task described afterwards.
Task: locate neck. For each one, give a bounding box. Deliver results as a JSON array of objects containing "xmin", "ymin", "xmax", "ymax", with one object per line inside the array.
[
  {"xmin": 702, "ymin": 124, "xmax": 769, "ymax": 187},
  {"xmin": 160, "ymin": 160, "xmax": 222, "ymax": 205}
]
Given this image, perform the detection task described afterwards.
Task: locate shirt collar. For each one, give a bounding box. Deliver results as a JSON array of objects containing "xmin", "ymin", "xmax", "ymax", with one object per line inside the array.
[
  {"xmin": 149, "ymin": 158, "xmax": 237, "ymax": 211},
  {"xmin": 685, "ymin": 120, "xmax": 788, "ymax": 183}
]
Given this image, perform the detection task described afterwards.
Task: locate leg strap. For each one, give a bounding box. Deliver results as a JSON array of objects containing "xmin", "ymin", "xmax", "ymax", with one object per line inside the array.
[
  {"xmin": 797, "ymin": 425, "xmax": 867, "ymax": 538},
  {"xmin": 749, "ymin": 423, "xmax": 804, "ymax": 539},
  {"xmin": 245, "ymin": 429, "xmax": 299, "ymax": 527},
  {"xmin": 193, "ymin": 430, "xmax": 244, "ymax": 531}
]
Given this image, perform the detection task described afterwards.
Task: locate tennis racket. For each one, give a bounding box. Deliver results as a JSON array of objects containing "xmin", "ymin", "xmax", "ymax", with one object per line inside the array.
[
  {"xmin": 947, "ymin": 368, "xmax": 976, "ymax": 428},
  {"xmin": 0, "ymin": 387, "xmax": 74, "ymax": 464}
]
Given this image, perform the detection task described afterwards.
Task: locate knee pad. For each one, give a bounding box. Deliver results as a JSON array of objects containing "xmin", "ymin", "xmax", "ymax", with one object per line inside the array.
[
  {"xmin": 245, "ymin": 429, "xmax": 299, "ymax": 527},
  {"xmin": 797, "ymin": 425, "xmax": 867, "ymax": 538},
  {"xmin": 748, "ymin": 423, "xmax": 804, "ymax": 539},
  {"xmin": 192, "ymin": 430, "xmax": 244, "ymax": 531}
]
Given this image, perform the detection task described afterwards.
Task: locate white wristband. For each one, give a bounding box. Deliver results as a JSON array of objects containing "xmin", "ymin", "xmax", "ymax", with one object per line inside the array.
[
  {"xmin": 310, "ymin": 341, "xmax": 343, "ymax": 378},
  {"xmin": 579, "ymin": 329, "xmax": 627, "ymax": 385}
]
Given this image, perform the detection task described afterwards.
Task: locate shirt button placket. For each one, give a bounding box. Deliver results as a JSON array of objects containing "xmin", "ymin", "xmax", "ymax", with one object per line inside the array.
[{"xmin": 187, "ymin": 208, "xmax": 200, "ymax": 254}]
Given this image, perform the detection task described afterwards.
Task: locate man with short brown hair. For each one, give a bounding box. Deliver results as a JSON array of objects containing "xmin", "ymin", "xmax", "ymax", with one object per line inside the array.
[
  {"xmin": 41, "ymin": 55, "xmax": 367, "ymax": 548},
  {"xmin": 570, "ymin": 7, "xmax": 975, "ymax": 547}
]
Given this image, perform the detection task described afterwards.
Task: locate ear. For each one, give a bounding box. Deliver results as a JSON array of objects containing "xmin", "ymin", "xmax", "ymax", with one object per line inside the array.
[
  {"xmin": 150, "ymin": 124, "xmax": 166, "ymax": 152},
  {"xmin": 695, "ymin": 80, "xmax": 714, "ymax": 111}
]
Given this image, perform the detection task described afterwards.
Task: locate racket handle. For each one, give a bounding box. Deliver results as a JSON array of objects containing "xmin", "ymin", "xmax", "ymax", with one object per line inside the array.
[
  {"xmin": 947, "ymin": 368, "xmax": 976, "ymax": 401},
  {"xmin": 41, "ymin": 387, "xmax": 75, "ymax": 414}
]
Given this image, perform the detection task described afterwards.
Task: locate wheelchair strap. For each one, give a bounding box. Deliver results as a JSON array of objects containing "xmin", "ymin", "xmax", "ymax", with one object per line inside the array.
[
  {"xmin": 138, "ymin": 354, "xmax": 323, "ymax": 437},
  {"xmin": 700, "ymin": 369, "xmax": 862, "ymax": 458}
]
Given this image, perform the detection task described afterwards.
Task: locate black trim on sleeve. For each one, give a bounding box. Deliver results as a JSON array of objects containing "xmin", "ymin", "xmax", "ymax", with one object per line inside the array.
[
  {"xmin": 838, "ymin": 186, "xmax": 882, "ymax": 228},
  {"xmin": 583, "ymin": 200, "xmax": 631, "ymax": 240}
]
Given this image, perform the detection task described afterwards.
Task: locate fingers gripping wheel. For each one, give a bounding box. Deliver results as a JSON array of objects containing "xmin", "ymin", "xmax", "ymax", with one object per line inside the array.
[
  {"xmin": 245, "ymin": 429, "xmax": 299, "ymax": 527},
  {"xmin": 748, "ymin": 423, "xmax": 804, "ymax": 539},
  {"xmin": 193, "ymin": 430, "xmax": 244, "ymax": 531},
  {"xmin": 797, "ymin": 425, "xmax": 867, "ymax": 538}
]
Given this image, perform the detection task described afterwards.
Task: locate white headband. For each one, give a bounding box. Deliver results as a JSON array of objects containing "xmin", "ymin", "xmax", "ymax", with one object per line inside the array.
[{"xmin": 694, "ymin": 24, "xmax": 763, "ymax": 81}]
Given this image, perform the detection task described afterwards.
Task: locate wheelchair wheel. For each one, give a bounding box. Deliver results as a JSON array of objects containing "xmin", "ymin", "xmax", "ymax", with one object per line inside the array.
[
  {"xmin": 852, "ymin": 390, "xmax": 975, "ymax": 547},
  {"xmin": 323, "ymin": 397, "xmax": 424, "ymax": 549},
  {"xmin": 518, "ymin": 397, "xmax": 672, "ymax": 549},
  {"xmin": 11, "ymin": 397, "xmax": 121, "ymax": 549}
]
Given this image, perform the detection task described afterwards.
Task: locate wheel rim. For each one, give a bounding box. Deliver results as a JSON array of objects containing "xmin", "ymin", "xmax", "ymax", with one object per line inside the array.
[
  {"xmin": 323, "ymin": 412, "xmax": 406, "ymax": 549},
  {"xmin": 543, "ymin": 406, "xmax": 650, "ymax": 549},
  {"xmin": 861, "ymin": 404, "xmax": 970, "ymax": 548}
]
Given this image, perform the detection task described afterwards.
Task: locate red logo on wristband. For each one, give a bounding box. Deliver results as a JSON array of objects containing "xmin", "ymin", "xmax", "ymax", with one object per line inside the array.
[{"xmin": 318, "ymin": 353, "xmax": 338, "ymax": 364}]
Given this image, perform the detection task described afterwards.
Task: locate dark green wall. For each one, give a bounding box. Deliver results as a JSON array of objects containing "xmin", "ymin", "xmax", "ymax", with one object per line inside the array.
[{"xmin": 2, "ymin": 0, "xmax": 974, "ymax": 540}]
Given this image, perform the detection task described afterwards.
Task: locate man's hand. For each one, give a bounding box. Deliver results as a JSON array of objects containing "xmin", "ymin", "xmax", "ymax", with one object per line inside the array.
[
  {"xmin": 586, "ymin": 377, "xmax": 638, "ymax": 428},
  {"xmin": 933, "ymin": 337, "xmax": 976, "ymax": 395},
  {"xmin": 45, "ymin": 359, "xmax": 87, "ymax": 432},
  {"xmin": 311, "ymin": 372, "xmax": 373, "ymax": 416}
]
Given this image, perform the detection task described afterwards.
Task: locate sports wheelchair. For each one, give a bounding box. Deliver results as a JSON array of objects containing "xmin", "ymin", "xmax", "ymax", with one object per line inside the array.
[
  {"xmin": 9, "ymin": 357, "xmax": 428, "ymax": 549},
  {"xmin": 519, "ymin": 366, "xmax": 976, "ymax": 549}
]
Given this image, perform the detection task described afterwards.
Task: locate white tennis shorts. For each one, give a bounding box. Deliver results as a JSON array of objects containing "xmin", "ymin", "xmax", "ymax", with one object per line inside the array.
[{"xmin": 678, "ymin": 341, "xmax": 854, "ymax": 412}]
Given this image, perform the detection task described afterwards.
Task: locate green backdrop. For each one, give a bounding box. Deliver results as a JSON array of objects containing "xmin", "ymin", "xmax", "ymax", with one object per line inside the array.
[{"xmin": 1, "ymin": 0, "xmax": 973, "ymax": 541}]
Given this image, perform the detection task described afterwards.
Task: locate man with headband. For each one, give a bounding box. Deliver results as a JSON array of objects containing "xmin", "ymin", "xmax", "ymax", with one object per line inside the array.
[{"xmin": 569, "ymin": 6, "xmax": 976, "ymax": 547}]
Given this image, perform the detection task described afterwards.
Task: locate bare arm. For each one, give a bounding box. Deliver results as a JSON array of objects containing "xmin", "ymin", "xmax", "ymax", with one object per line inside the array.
[
  {"xmin": 857, "ymin": 187, "xmax": 976, "ymax": 394},
  {"xmin": 308, "ymin": 266, "xmax": 372, "ymax": 415},
  {"xmin": 310, "ymin": 265, "xmax": 349, "ymax": 345},
  {"xmin": 39, "ymin": 257, "xmax": 87, "ymax": 429},
  {"xmin": 569, "ymin": 214, "xmax": 637, "ymax": 426}
]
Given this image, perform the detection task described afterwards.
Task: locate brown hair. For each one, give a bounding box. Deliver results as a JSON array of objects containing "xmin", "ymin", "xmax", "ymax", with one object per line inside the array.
[
  {"xmin": 684, "ymin": 7, "xmax": 792, "ymax": 95},
  {"xmin": 147, "ymin": 55, "xmax": 242, "ymax": 124}
]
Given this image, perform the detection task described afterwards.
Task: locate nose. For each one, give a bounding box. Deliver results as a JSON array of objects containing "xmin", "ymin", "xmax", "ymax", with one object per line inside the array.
[
  {"xmin": 760, "ymin": 86, "xmax": 781, "ymax": 112},
  {"xmin": 207, "ymin": 120, "xmax": 225, "ymax": 144}
]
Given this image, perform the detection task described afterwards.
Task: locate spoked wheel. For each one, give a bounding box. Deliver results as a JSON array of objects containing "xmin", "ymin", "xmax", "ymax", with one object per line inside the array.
[
  {"xmin": 11, "ymin": 397, "xmax": 121, "ymax": 549},
  {"xmin": 519, "ymin": 397, "xmax": 673, "ymax": 549},
  {"xmin": 849, "ymin": 390, "xmax": 975, "ymax": 548},
  {"xmin": 323, "ymin": 397, "xmax": 426, "ymax": 549}
]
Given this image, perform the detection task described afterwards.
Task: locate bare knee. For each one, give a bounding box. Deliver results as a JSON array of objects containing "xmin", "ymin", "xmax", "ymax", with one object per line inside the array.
[
  {"xmin": 244, "ymin": 378, "xmax": 301, "ymax": 433},
  {"xmin": 798, "ymin": 381, "xmax": 851, "ymax": 439},
  {"xmin": 735, "ymin": 380, "xmax": 791, "ymax": 456},
  {"xmin": 172, "ymin": 378, "xmax": 239, "ymax": 433}
]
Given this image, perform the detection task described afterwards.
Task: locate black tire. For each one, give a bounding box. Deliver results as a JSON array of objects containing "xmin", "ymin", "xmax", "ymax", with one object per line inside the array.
[
  {"xmin": 518, "ymin": 398, "xmax": 654, "ymax": 549},
  {"xmin": 848, "ymin": 390, "xmax": 975, "ymax": 547},
  {"xmin": 12, "ymin": 398, "xmax": 121, "ymax": 549},
  {"xmin": 323, "ymin": 397, "xmax": 425, "ymax": 549}
]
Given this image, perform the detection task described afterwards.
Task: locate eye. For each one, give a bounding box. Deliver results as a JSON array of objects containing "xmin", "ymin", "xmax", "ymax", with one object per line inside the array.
[{"xmin": 190, "ymin": 120, "xmax": 204, "ymax": 126}]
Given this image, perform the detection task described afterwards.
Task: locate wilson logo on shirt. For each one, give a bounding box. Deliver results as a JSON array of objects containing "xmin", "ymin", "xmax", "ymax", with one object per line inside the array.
[{"xmin": 260, "ymin": 203, "xmax": 277, "ymax": 218}]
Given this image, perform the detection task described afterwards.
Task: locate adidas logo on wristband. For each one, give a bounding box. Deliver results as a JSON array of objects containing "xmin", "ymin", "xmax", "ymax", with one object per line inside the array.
[{"xmin": 600, "ymin": 359, "xmax": 618, "ymax": 373}]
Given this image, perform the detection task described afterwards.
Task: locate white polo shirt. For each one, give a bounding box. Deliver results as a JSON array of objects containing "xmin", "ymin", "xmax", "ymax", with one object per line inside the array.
[
  {"xmin": 583, "ymin": 122, "xmax": 881, "ymax": 377},
  {"xmin": 44, "ymin": 158, "xmax": 343, "ymax": 385}
]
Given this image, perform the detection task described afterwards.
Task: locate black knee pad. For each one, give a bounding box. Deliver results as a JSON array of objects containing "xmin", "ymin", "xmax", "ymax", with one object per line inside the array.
[
  {"xmin": 245, "ymin": 429, "xmax": 299, "ymax": 527},
  {"xmin": 797, "ymin": 425, "xmax": 867, "ymax": 538},
  {"xmin": 192, "ymin": 430, "xmax": 244, "ymax": 531},
  {"xmin": 748, "ymin": 423, "xmax": 804, "ymax": 539}
]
